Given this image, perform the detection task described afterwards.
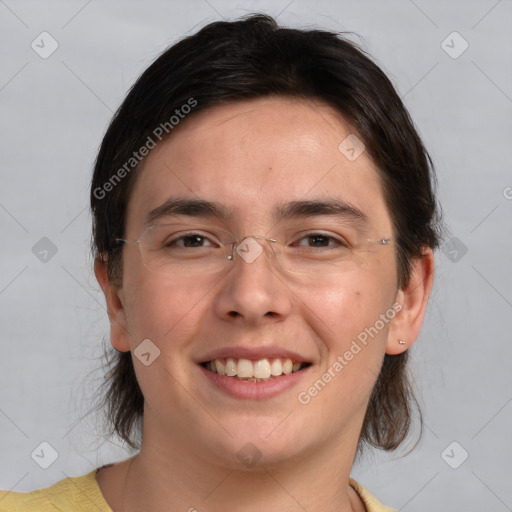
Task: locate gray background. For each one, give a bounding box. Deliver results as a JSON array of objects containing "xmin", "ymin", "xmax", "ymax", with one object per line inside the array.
[{"xmin": 1, "ymin": 0, "xmax": 511, "ymax": 510}]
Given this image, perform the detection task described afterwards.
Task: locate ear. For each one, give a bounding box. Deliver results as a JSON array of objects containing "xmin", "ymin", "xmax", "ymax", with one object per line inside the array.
[
  {"xmin": 386, "ymin": 248, "xmax": 435, "ymax": 355},
  {"xmin": 94, "ymin": 256, "xmax": 130, "ymax": 352}
]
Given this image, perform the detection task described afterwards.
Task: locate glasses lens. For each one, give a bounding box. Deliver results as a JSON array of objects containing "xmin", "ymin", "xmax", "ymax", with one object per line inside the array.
[
  {"xmin": 139, "ymin": 224, "xmax": 230, "ymax": 275},
  {"xmin": 270, "ymin": 226, "xmax": 391, "ymax": 275}
]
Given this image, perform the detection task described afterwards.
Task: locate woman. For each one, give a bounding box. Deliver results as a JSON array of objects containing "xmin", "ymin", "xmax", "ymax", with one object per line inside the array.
[{"xmin": 0, "ymin": 13, "xmax": 440, "ymax": 512}]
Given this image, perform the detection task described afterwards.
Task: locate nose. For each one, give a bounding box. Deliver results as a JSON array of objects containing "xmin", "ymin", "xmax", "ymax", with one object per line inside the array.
[{"xmin": 213, "ymin": 236, "xmax": 293, "ymax": 325}]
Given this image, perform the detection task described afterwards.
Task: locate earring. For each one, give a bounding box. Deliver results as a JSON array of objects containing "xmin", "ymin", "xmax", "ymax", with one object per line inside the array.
[{"xmin": 398, "ymin": 339, "xmax": 406, "ymax": 345}]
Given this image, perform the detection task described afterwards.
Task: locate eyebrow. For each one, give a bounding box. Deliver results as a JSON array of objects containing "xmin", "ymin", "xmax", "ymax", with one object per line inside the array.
[
  {"xmin": 274, "ymin": 199, "xmax": 368, "ymax": 226},
  {"xmin": 145, "ymin": 198, "xmax": 230, "ymax": 225},
  {"xmin": 145, "ymin": 197, "xmax": 369, "ymax": 227}
]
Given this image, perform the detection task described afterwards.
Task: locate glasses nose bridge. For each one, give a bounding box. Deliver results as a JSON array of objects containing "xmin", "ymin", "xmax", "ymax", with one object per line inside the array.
[{"xmin": 227, "ymin": 235, "xmax": 279, "ymax": 267}]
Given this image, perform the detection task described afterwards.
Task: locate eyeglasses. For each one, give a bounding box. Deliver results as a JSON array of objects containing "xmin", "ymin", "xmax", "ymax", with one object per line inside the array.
[{"xmin": 115, "ymin": 223, "xmax": 392, "ymax": 277}]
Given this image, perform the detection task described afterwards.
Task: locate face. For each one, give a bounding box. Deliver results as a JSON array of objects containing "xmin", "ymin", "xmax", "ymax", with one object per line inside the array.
[{"xmin": 106, "ymin": 97, "xmax": 407, "ymax": 468}]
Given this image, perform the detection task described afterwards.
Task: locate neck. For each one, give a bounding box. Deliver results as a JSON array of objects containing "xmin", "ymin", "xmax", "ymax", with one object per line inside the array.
[{"xmin": 107, "ymin": 419, "xmax": 366, "ymax": 512}]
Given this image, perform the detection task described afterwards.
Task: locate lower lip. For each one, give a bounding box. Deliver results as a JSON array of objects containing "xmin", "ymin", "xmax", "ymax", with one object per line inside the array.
[{"xmin": 198, "ymin": 364, "xmax": 311, "ymax": 400}]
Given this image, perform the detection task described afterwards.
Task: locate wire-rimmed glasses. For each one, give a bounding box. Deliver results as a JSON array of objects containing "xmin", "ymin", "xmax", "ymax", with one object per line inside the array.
[{"xmin": 115, "ymin": 222, "xmax": 392, "ymax": 277}]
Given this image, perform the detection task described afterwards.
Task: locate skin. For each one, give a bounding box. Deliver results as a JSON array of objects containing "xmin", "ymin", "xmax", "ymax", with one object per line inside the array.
[{"xmin": 95, "ymin": 96, "xmax": 434, "ymax": 512}]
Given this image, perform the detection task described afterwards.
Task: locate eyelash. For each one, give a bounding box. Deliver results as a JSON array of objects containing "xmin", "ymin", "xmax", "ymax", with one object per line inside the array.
[
  {"xmin": 165, "ymin": 231, "xmax": 349, "ymax": 249},
  {"xmin": 294, "ymin": 233, "xmax": 349, "ymax": 248}
]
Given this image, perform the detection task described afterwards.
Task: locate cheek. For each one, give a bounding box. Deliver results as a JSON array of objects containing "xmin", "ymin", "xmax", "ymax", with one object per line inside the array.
[
  {"xmin": 120, "ymin": 272, "xmax": 211, "ymax": 403},
  {"xmin": 121, "ymin": 267, "xmax": 208, "ymax": 349},
  {"xmin": 297, "ymin": 280, "xmax": 396, "ymax": 417},
  {"xmin": 300, "ymin": 267, "xmax": 397, "ymax": 348}
]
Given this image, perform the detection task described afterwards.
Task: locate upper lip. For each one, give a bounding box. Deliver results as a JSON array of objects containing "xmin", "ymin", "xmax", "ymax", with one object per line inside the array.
[{"xmin": 198, "ymin": 346, "xmax": 312, "ymax": 364}]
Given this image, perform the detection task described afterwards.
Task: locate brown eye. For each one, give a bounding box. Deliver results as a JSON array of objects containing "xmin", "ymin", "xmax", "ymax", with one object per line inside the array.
[
  {"xmin": 305, "ymin": 235, "xmax": 333, "ymax": 247},
  {"xmin": 294, "ymin": 232, "xmax": 348, "ymax": 248},
  {"xmin": 176, "ymin": 235, "xmax": 208, "ymax": 248},
  {"xmin": 160, "ymin": 231, "xmax": 216, "ymax": 249}
]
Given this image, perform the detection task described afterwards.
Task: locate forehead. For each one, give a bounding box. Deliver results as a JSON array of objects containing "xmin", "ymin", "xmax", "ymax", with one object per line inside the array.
[{"xmin": 126, "ymin": 97, "xmax": 391, "ymax": 233}]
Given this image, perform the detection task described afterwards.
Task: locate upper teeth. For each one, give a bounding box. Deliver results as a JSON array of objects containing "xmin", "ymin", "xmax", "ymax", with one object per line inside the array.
[{"xmin": 206, "ymin": 358, "xmax": 304, "ymax": 379}]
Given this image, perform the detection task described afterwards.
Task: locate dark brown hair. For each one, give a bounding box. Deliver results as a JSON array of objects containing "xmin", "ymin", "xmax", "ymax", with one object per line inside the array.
[{"xmin": 91, "ymin": 14, "xmax": 442, "ymax": 452}]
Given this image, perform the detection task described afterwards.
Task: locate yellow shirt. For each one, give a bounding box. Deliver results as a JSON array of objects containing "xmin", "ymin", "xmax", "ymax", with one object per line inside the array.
[{"xmin": 0, "ymin": 470, "xmax": 395, "ymax": 511}]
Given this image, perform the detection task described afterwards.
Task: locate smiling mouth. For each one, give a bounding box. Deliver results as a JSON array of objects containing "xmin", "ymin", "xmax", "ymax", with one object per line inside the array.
[{"xmin": 200, "ymin": 357, "xmax": 311, "ymax": 382}]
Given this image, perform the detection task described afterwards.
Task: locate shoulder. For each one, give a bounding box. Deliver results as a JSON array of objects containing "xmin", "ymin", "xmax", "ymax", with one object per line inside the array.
[
  {"xmin": 350, "ymin": 478, "xmax": 396, "ymax": 512},
  {"xmin": 0, "ymin": 487, "xmax": 51, "ymax": 512},
  {"xmin": 0, "ymin": 470, "xmax": 112, "ymax": 512}
]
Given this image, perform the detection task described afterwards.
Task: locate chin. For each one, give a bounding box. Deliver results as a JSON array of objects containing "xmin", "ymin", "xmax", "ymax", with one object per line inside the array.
[{"xmin": 197, "ymin": 415, "xmax": 314, "ymax": 470}]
